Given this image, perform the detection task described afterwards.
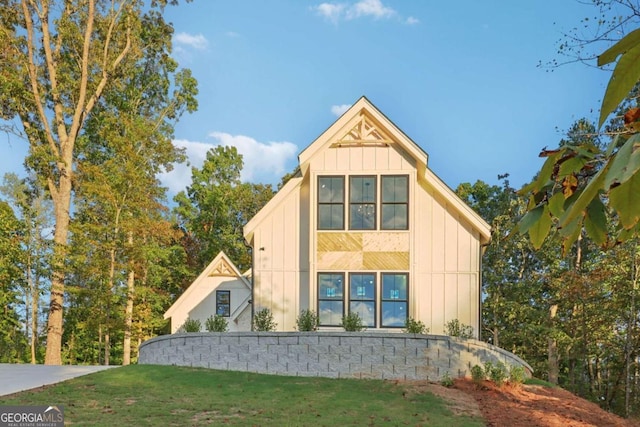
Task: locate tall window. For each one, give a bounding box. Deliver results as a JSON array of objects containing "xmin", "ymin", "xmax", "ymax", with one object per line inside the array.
[
  {"xmin": 381, "ymin": 176, "xmax": 408, "ymax": 230},
  {"xmin": 350, "ymin": 176, "xmax": 376, "ymax": 230},
  {"xmin": 381, "ymin": 273, "xmax": 408, "ymax": 327},
  {"xmin": 318, "ymin": 273, "xmax": 344, "ymax": 326},
  {"xmin": 216, "ymin": 290, "xmax": 231, "ymax": 317},
  {"xmin": 349, "ymin": 273, "xmax": 376, "ymax": 327},
  {"xmin": 318, "ymin": 177, "xmax": 344, "ymax": 230}
]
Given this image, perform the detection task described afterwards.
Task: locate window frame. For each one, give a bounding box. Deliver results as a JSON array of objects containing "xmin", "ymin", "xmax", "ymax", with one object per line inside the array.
[
  {"xmin": 216, "ymin": 290, "xmax": 231, "ymax": 317},
  {"xmin": 380, "ymin": 273, "xmax": 409, "ymax": 328},
  {"xmin": 317, "ymin": 176, "xmax": 345, "ymax": 230},
  {"xmin": 317, "ymin": 273, "xmax": 345, "ymax": 326},
  {"xmin": 349, "ymin": 175, "xmax": 377, "ymax": 230},
  {"xmin": 348, "ymin": 272, "xmax": 377, "ymax": 328},
  {"xmin": 381, "ymin": 175, "xmax": 409, "ymax": 230}
]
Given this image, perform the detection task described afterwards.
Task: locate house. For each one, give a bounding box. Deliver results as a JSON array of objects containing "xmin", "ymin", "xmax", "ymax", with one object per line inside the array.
[
  {"xmin": 165, "ymin": 96, "xmax": 491, "ymax": 337},
  {"xmin": 243, "ymin": 97, "xmax": 491, "ymax": 336},
  {"xmin": 164, "ymin": 251, "xmax": 252, "ymax": 333}
]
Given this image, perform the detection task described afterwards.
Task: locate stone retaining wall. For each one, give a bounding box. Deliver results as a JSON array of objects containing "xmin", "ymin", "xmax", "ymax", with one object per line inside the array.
[{"xmin": 138, "ymin": 332, "xmax": 532, "ymax": 381}]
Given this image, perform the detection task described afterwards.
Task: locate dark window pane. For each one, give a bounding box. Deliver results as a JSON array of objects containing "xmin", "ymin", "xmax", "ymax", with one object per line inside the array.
[
  {"xmin": 350, "ymin": 176, "xmax": 376, "ymax": 230},
  {"xmin": 350, "ymin": 203, "xmax": 375, "ymax": 229},
  {"xmin": 350, "ymin": 274, "xmax": 375, "ymax": 300},
  {"xmin": 381, "ymin": 176, "xmax": 408, "ymax": 230},
  {"xmin": 381, "ymin": 205, "xmax": 407, "ymax": 230},
  {"xmin": 382, "ymin": 176, "xmax": 408, "ymax": 202},
  {"xmin": 319, "ymin": 205, "xmax": 344, "ymax": 229},
  {"xmin": 216, "ymin": 290, "xmax": 231, "ymax": 317},
  {"xmin": 319, "ymin": 177, "xmax": 345, "ymax": 230},
  {"xmin": 382, "ymin": 274, "xmax": 407, "ymax": 300},
  {"xmin": 319, "ymin": 177, "xmax": 344, "ymax": 202},
  {"xmin": 319, "ymin": 273, "xmax": 345, "ymax": 326},
  {"xmin": 381, "ymin": 301, "xmax": 407, "ymax": 327},
  {"xmin": 350, "ymin": 177, "xmax": 376, "ymax": 202}
]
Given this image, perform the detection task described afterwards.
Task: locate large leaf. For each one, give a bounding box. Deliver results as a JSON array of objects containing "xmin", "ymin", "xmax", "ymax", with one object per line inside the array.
[
  {"xmin": 528, "ymin": 205, "xmax": 552, "ymax": 250},
  {"xmin": 518, "ymin": 205, "xmax": 544, "ymax": 235},
  {"xmin": 559, "ymin": 161, "xmax": 610, "ymax": 228},
  {"xmin": 599, "ymin": 41, "xmax": 640, "ymax": 128},
  {"xmin": 584, "ymin": 198, "xmax": 607, "ymax": 245},
  {"xmin": 609, "ymin": 170, "xmax": 640, "ymax": 229},
  {"xmin": 598, "ymin": 28, "xmax": 640, "ymax": 66},
  {"xmin": 604, "ymin": 133, "xmax": 640, "ymax": 188},
  {"xmin": 518, "ymin": 151, "xmax": 563, "ymax": 195},
  {"xmin": 548, "ymin": 191, "xmax": 566, "ymax": 218}
]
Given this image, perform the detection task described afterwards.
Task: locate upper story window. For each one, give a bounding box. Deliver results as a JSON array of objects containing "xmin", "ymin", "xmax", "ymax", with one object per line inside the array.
[
  {"xmin": 317, "ymin": 175, "xmax": 409, "ymax": 231},
  {"xmin": 318, "ymin": 176, "xmax": 344, "ymax": 230},
  {"xmin": 216, "ymin": 290, "xmax": 231, "ymax": 317},
  {"xmin": 381, "ymin": 176, "xmax": 408, "ymax": 230},
  {"xmin": 350, "ymin": 176, "xmax": 376, "ymax": 230}
]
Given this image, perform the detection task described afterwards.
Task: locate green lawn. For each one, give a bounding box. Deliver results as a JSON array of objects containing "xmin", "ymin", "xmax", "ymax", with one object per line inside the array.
[{"xmin": 0, "ymin": 365, "xmax": 485, "ymax": 426}]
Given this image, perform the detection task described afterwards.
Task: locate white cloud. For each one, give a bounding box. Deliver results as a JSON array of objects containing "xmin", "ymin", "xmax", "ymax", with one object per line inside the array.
[
  {"xmin": 406, "ymin": 16, "xmax": 420, "ymax": 25},
  {"xmin": 160, "ymin": 135, "xmax": 298, "ymax": 194},
  {"xmin": 173, "ymin": 32, "xmax": 208, "ymax": 50},
  {"xmin": 314, "ymin": 0, "xmax": 399, "ymax": 23},
  {"xmin": 347, "ymin": 0, "xmax": 395, "ymax": 20},
  {"xmin": 331, "ymin": 104, "xmax": 352, "ymax": 116},
  {"xmin": 225, "ymin": 31, "xmax": 240, "ymax": 38}
]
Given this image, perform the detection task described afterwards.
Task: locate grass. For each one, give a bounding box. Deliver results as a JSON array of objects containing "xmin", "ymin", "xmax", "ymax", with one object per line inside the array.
[
  {"xmin": 0, "ymin": 365, "xmax": 485, "ymax": 426},
  {"xmin": 524, "ymin": 377, "xmax": 557, "ymax": 387}
]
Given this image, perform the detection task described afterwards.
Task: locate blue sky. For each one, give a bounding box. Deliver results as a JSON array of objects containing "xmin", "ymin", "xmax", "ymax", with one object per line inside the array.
[{"xmin": 1, "ymin": 0, "xmax": 613, "ymax": 196}]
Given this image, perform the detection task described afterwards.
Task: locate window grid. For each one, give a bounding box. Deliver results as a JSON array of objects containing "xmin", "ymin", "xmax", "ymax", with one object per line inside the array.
[
  {"xmin": 216, "ymin": 290, "xmax": 231, "ymax": 317},
  {"xmin": 318, "ymin": 176, "xmax": 345, "ymax": 230}
]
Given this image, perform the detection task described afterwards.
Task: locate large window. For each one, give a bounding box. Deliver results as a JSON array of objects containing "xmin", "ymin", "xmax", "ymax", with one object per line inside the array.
[
  {"xmin": 318, "ymin": 177, "xmax": 344, "ymax": 230},
  {"xmin": 318, "ymin": 272, "xmax": 408, "ymax": 328},
  {"xmin": 381, "ymin": 273, "xmax": 408, "ymax": 327},
  {"xmin": 381, "ymin": 176, "xmax": 408, "ymax": 230},
  {"xmin": 216, "ymin": 290, "xmax": 230, "ymax": 317},
  {"xmin": 318, "ymin": 273, "xmax": 344, "ymax": 326},
  {"xmin": 317, "ymin": 175, "xmax": 408, "ymax": 230},
  {"xmin": 349, "ymin": 273, "xmax": 376, "ymax": 327},
  {"xmin": 350, "ymin": 176, "xmax": 376, "ymax": 230}
]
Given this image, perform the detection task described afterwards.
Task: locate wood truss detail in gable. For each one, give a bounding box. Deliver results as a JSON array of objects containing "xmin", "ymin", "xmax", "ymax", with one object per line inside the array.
[
  {"xmin": 208, "ymin": 258, "xmax": 237, "ymax": 277},
  {"xmin": 332, "ymin": 112, "xmax": 393, "ymax": 147}
]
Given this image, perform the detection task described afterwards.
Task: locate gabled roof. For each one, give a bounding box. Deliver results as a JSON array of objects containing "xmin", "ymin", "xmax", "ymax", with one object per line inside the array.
[
  {"xmin": 164, "ymin": 251, "xmax": 250, "ymax": 320},
  {"xmin": 244, "ymin": 96, "xmax": 491, "ymax": 244}
]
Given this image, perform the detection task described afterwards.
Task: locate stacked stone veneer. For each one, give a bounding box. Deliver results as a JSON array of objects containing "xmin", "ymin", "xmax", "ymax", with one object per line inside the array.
[{"xmin": 139, "ymin": 332, "xmax": 532, "ymax": 381}]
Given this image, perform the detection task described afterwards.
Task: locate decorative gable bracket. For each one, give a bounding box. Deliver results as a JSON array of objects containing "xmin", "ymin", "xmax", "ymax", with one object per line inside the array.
[{"xmin": 331, "ymin": 112, "xmax": 393, "ymax": 148}]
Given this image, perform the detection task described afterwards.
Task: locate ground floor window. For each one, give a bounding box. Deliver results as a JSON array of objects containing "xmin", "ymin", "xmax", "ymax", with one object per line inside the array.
[
  {"xmin": 216, "ymin": 290, "xmax": 231, "ymax": 317},
  {"xmin": 318, "ymin": 272, "xmax": 408, "ymax": 328}
]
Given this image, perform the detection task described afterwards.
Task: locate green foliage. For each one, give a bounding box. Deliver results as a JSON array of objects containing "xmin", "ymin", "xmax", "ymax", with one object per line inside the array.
[
  {"xmin": 488, "ymin": 362, "xmax": 507, "ymax": 386},
  {"xmin": 509, "ymin": 366, "xmax": 527, "ymax": 385},
  {"xmin": 341, "ymin": 312, "xmax": 365, "ymax": 332},
  {"xmin": 253, "ymin": 308, "xmax": 277, "ymax": 332},
  {"xmin": 471, "ymin": 365, "xmax": 485, "ymax": 384},
  {"xmin": 403, "ymin": 317, "xmax": 429, "ymax": 334},
  {"xmin": 181, "ymin": 318, "xmax": 201, "ymax": 333},
  {"xmin": 205, "ymin": 315, "xmax": 228, "ymax": 332},
  {"xmin": 440, "ymin": 371, "xmax": 454, "ymax": 387},
  {"xmin": 295, "ymin": 309, "xmax": 319, "ymax": 332},
  {"xmin": 444, "ymin": 319, "xmax": 474, "ymax": 339}
]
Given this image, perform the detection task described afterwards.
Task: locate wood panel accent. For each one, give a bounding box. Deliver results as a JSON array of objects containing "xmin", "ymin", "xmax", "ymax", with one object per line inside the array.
[
  {"xmin": 363, "ymin": 252, "xmax": 409, "ymax": 270},
  {"xmin": 317, "ymin": 233, "xmax": 363, "ymax": 252},
  {"xmin": 362, "ymin": 233, "xmax": 409, "ymax": 252},
  {"xmin": 317, "ymin": 252, "xmax": 364, "ymax": 270}
]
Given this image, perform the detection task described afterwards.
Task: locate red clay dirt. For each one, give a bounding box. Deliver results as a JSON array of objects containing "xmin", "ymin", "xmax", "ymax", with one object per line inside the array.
[{"xmin": 403, "ymin": 378, "xmax": 640, "ymax": 427}]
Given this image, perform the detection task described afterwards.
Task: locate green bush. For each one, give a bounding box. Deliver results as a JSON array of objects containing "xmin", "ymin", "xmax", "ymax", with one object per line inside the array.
[
  {"xmin": 253, "ymin": 308, "xmax": 277, "ymax": 332},
  {"xmin": 341, "ymin": 312, "xmax": 365, "ymax": 332},
  {"xmin": 444, "ymin": 319, "xmax": 474, "ymax": 339},
  {"xmin": 470, "ymin": 364, "xmax": 485, "ymax": 384},
  {"xmin": 440, "ymin": 371, "xmax": 453, "ymax": 387},
  {"xmin": 509, "ymin": 365, "xmax": 527, "ymax": 385},
  {"xmin": 489, "ymin": 362, "xmax": 507, "ymax": 386},
  {"xmin": 181, "ymin": 317, "xmax": 201, "ymax": 333},
  {"xmin": 403, "ymin": 317, "xmax": 429, "ymax": 334},
  {"xmin": 205, "ymin": 315, "xmax": 228, "ymax": 332},
  {"xmin": 296, "ymin": 309, "xmax": 319, "ymax": 332}
]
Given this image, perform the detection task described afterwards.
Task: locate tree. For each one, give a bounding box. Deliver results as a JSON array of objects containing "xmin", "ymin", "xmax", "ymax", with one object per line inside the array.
[
  {"xmin": 0, "ymin": 0, "xmax": 195, "ymax": 364},
  {"xmin": 174, "ymin": 146, "xmax": 275, "ymax": 273}
]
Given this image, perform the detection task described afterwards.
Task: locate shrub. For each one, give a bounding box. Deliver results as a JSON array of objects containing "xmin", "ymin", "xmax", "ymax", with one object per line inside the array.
[
  {"xmin": 253, "ymin": 308, "xmax": 277, "ymax": 332},
  {"xmin": 341, "ymin": 312, "xmax": 365, "ymax": 332},
  {"xmin": 296, "ymin": 309, "xmax": 319, "ymax": 332},
  {"xmin": 181, "ymin": 317, "xmax": 201, "ymax": 333},
  {"xmin": 509, "ymin": 365, "xmax": 527, "ymax": 385},
  {"xmin": 489, "ymin": 362, "xmax": 507, "ymax": 386},
  {"xmin": 403, "ymin": 317, "xmax": 429, "ymax": 334},
  {"xmin": 444, "ymin": 319, "xmax": 474, "ymax": 339},
  {"xmin": 471, "ymin": 364, "xmax": 485, "ymax": 384},
  {"xmin": 440, "ymin": 371, "xmax": 453, "ymax": 387},
  {"xmin": 205, "ymin": 315, "xmax": 228, "ymax": 332}
]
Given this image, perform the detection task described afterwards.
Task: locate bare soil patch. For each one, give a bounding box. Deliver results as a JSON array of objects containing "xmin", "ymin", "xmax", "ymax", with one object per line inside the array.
[{"xmin": 416, "ymin": 378, "xmax": 640, "ymax": 427}]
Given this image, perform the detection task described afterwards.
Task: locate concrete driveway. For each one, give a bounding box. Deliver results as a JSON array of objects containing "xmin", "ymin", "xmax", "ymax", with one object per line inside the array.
[{"xmin": 0, "ymin": 364, "xmax": 118, "ymax": 397}]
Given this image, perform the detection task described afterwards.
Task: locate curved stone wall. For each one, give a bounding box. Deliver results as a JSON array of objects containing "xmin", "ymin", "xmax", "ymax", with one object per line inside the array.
[{"xmin": 138, "ymin": 332, "xmax": 532, "ymax": 381}]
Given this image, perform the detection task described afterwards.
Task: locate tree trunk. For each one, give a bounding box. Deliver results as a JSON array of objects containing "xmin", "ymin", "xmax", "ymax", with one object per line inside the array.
[
  {"xmin": 44, "ymin": 172, "xmax": 73, "ymax": 365},
  {"xmin": 123, "ymin": 231, "xmax": 134, "ymax": 366},
  {"xmin": 548, "ymin": 303, "xmax": 559, "ymax": 385}
]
